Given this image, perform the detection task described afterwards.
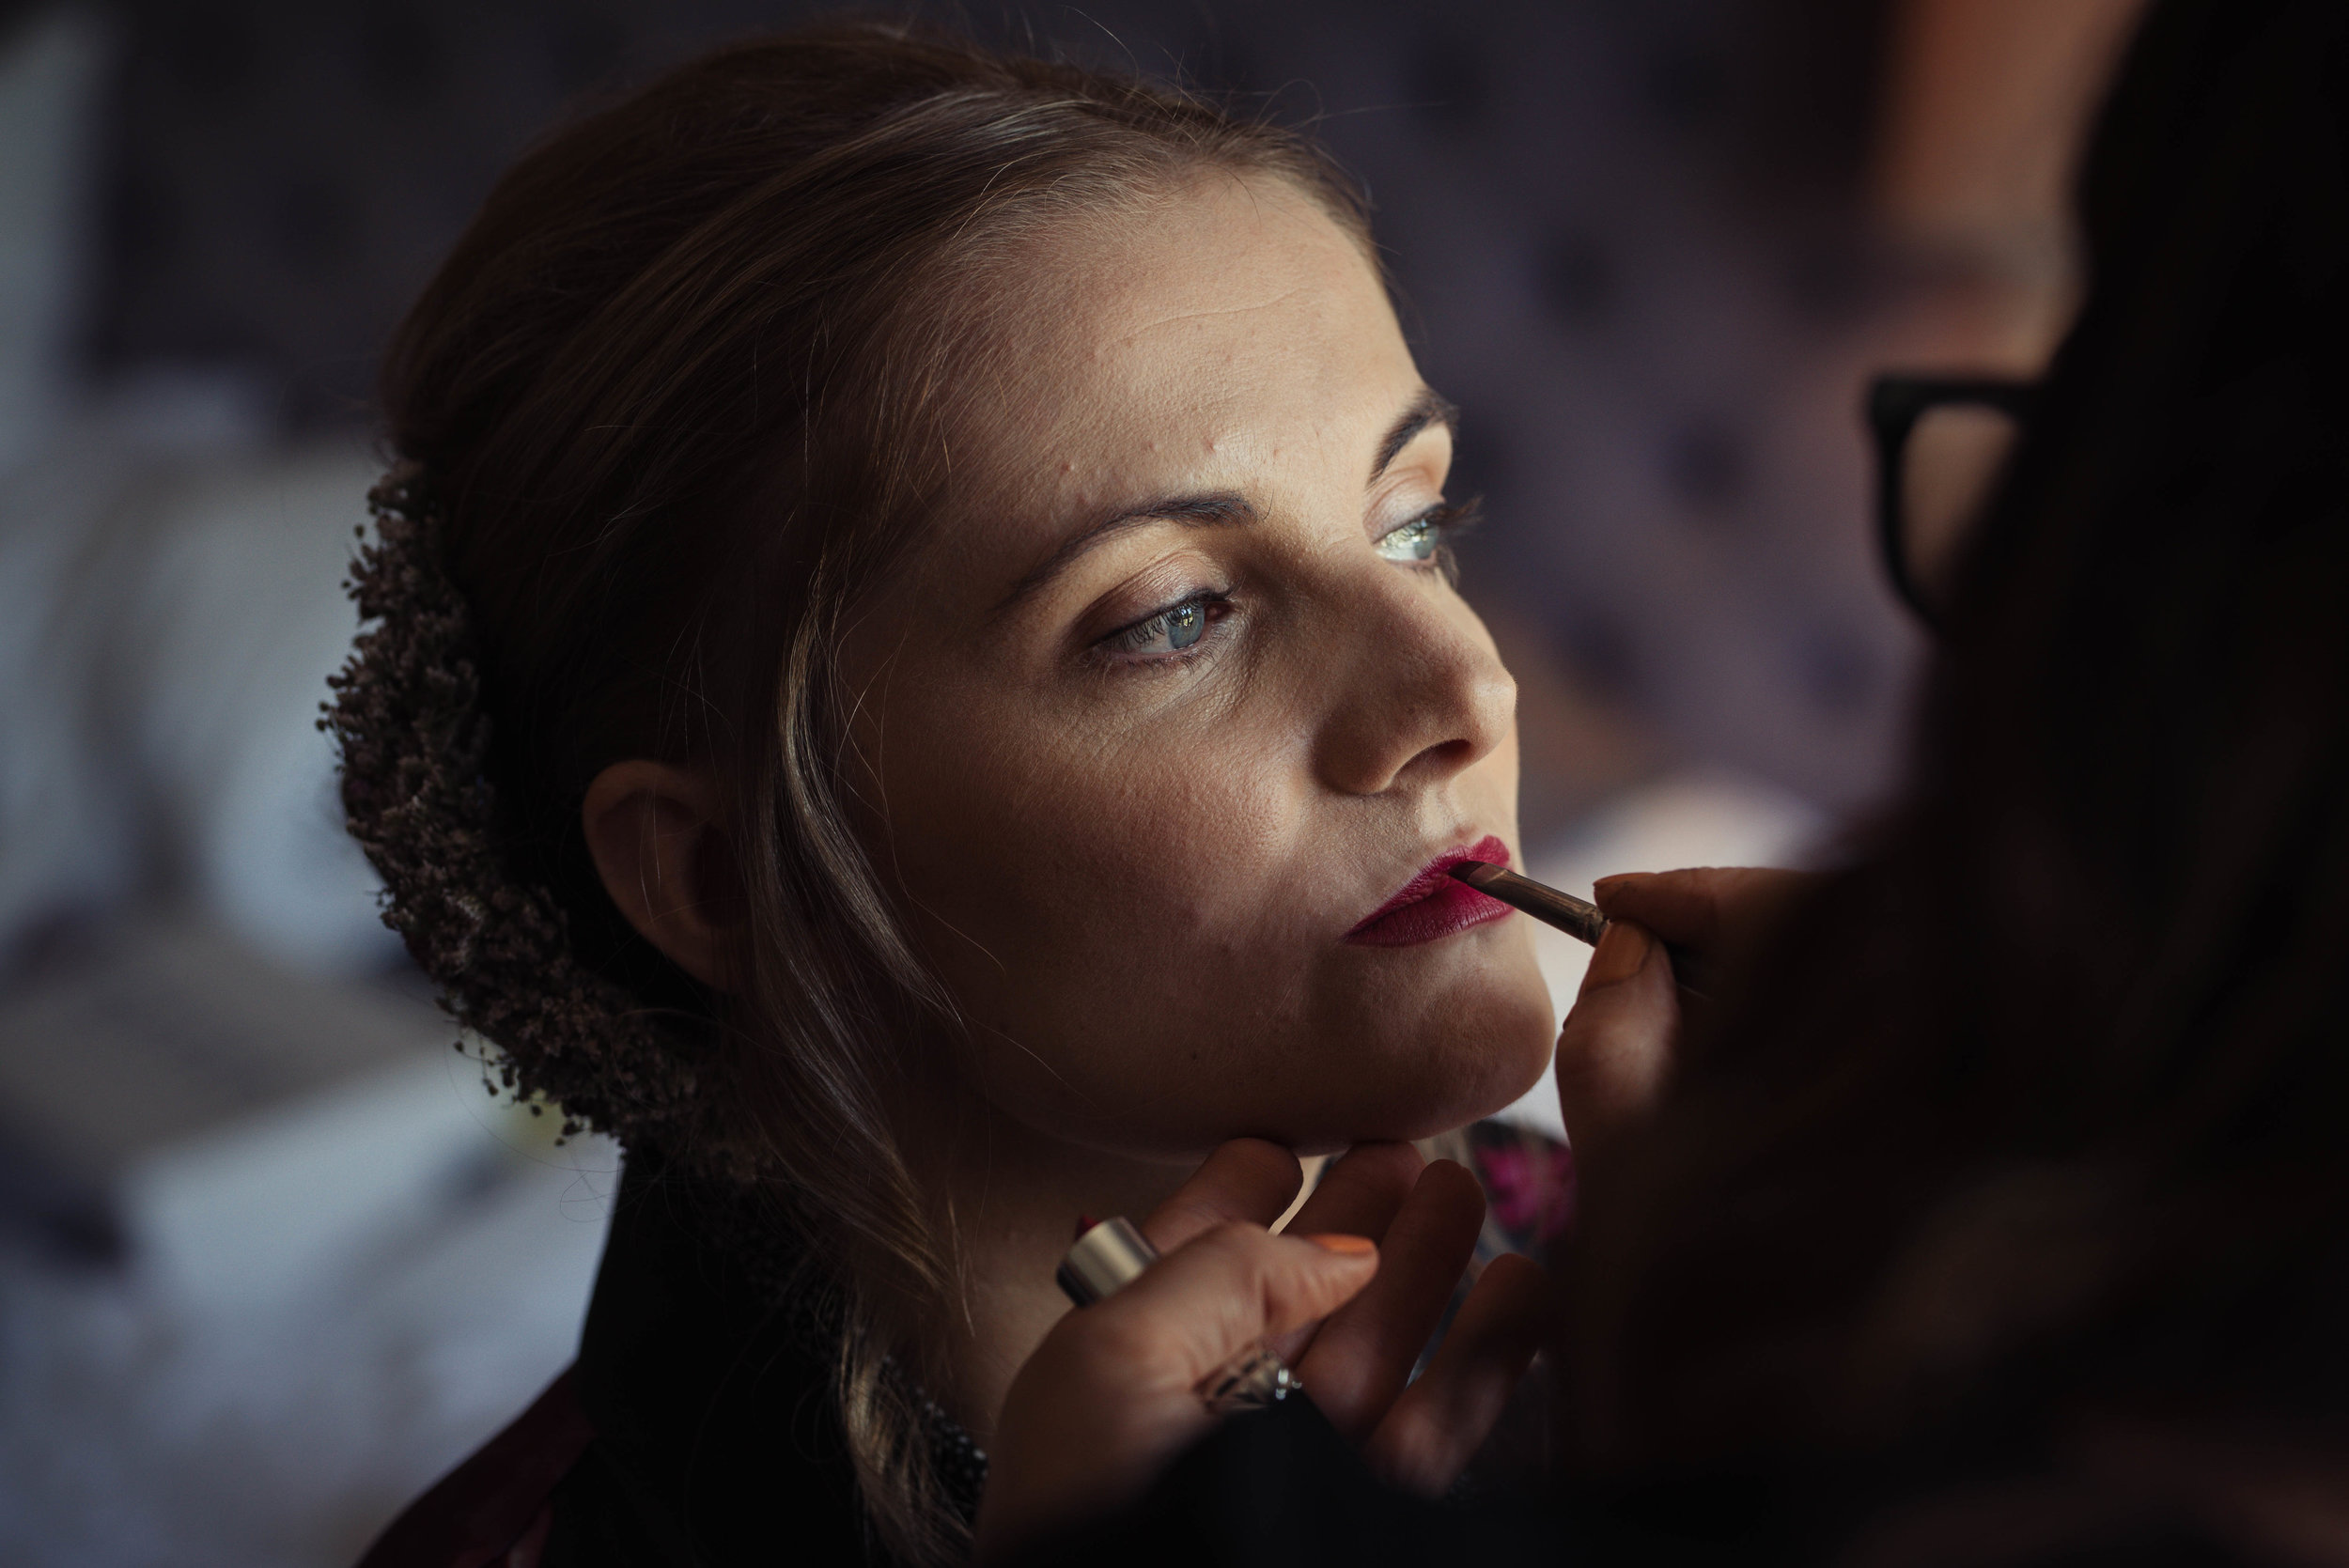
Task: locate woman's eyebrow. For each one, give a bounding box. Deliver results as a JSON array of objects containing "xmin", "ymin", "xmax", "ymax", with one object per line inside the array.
[
  {"xmin": 995, "ymin": 491, "xmax": 1256, "ymax": 612},
  {"xmin": 1371, "ymin": 388, "xmax": 1460, "ymax": 485},
  {"xmin": 993, "ymin": 389, "xmax": 1453, "ymax": 614}
]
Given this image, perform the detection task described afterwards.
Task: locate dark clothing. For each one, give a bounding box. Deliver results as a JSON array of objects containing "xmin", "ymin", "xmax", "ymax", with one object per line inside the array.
[
  {"xmin": 541, "ymin": 1164, "xmax": 877, "ymax": 1566},
  {"xmin": 355, "ymin": 1369, "xmax": 592, "ymax": 1568},
  {"xmin": 1022, "ymin": 1399, "xmax": 2318, "ymax": 1568},
  {"xmin": 1021, "ymin": 1396, "xmax": 1557, "ymax": 1568},
  {"xmin": 356, "ymin": 1160, "xmax": 887, "ymax": 1568},
  {"xmin": 361, "ymin": 1121, "xmax": 1566, "ymax": 1568},
  {"xmin": 356, "ymin": 1159, "xmax": 2323, "ymax": 1568}
]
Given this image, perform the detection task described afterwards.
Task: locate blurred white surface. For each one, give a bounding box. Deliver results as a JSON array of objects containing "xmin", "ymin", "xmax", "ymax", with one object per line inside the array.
[
  {"xmin": 110, "ymin": 445, "xmax": 399, "ymax": 976},
  {"xmin": 1492, "ymin": 770, "xmax": 1826, "ymax": 1142},
  {"xmin": 0, "ymin": 1123, "xmax": 613, "ymax": 1568},
  {"xmin": 0, "ymin": 438, "xmax": 395, "ymax": 976},
  {"xmin": 0, "ymin": 910, "xmax": 577, "ymax": 1313}
]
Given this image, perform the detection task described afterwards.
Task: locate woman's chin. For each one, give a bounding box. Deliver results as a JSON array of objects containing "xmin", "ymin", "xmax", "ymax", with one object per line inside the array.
[
  {"xmin": 1393, "ymin": 1053, "xmax": 1551, "ymax": 1141},
  {"xmin": 1421, "ymin": 970, "xmax": 1557, "ymax": 1124},
  {"xmin": 1297, "ymin": 994, "xmax": 1557, "ymax": 1143}
]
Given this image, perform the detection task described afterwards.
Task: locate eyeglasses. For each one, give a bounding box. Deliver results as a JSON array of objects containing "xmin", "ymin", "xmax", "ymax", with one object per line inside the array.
[{"xmin": 1866, "ymin": 374, "xmax": 2040, "ymax": 628}]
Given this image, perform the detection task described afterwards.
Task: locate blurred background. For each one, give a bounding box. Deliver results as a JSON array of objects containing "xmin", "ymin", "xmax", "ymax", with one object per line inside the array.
[{"xmin": 0, "ymin": 1, "xmax": 2138, "ymax": 1562}]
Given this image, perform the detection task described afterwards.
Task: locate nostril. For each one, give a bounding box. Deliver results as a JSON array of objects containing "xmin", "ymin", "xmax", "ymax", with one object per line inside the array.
[
  {"xmin": 1423, "ymin": 736, "xmax": 1478, "ymax": 769},
  {"xmin": 1390, "ymin": 733, "xmax": 1481, "ymax": 790}
]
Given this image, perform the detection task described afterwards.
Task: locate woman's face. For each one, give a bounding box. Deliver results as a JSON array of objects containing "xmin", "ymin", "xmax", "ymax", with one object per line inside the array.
[{"xmin": 845, "ymin": 175, "xmax": 1553, "ymax": 1158}]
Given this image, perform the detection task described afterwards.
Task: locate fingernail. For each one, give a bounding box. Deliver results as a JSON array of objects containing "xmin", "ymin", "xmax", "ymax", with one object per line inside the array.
[
  {"xmin": 1302, "ymin": 1233, "xmax": 1377, "ymax": 1256},
  {"xmin": 1582, "ymin": 921, "xmax": 1652, "ymax": 988}
]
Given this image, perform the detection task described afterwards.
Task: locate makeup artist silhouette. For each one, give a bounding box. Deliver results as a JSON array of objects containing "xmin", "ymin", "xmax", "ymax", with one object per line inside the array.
[{"xmin": 980, "ymin": 1, "xmax": 2349, "ymax": 1560}]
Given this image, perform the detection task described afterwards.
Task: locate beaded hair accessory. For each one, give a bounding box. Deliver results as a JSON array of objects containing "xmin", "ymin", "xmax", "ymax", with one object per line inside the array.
[{"xmin": 322, "ymin": 464, "xmax": 711, "ymax": 1159}]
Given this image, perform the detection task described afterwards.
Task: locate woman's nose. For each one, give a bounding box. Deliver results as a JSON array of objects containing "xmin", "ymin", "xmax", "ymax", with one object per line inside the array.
[{"xmin": 1313, "ymin": 577, "xmax": 1516, "ymax": 799}]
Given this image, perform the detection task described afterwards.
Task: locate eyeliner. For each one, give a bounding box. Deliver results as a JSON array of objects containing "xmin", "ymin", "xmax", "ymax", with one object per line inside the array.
[{"xmin": 1447, "ymin": 861, "xmax": 1712, "ymax": 1000}]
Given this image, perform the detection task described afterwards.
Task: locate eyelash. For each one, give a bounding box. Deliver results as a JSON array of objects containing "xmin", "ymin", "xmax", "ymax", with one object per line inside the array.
[
  {"xmin": 1097, "ymin": 592, "xmax": 1236, "ymax": 664},
  {"xmin": 1091, "ymin": 497, "xmax": 1482, "ymax": 668},
  {"xmin": 1377, "ymin": 497, "xmax": 1482, "ymax": 585}
]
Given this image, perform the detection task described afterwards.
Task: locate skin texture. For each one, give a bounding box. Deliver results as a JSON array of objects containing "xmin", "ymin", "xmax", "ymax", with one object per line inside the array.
[
  {"xmin": 848, "ymin": 174, "xmax": 1553, "ymax": 1156},
  {"xmin": 584, "ymin": 172, "xmax": 1556, "ymax": 1439}
]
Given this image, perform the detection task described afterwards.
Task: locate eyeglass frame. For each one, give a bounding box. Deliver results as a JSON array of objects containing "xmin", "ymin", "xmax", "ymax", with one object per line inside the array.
[{"xmin": 1865, "ymin": 373, "xmax": 2042, "ymax": 629}]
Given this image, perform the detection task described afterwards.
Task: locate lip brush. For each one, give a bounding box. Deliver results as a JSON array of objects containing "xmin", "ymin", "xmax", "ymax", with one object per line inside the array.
[{"xmin": 1447, "ymin": 861, "xmax": 1713, "ymax": 1000}]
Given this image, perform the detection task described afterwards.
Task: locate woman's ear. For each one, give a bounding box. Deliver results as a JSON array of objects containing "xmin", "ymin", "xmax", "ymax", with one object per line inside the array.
[{"xmin": 582, "ymin": 760, "xmax": 738, "ymax": 989}]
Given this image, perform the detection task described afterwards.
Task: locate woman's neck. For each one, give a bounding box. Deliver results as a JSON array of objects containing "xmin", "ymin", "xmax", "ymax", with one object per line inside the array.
[{"xmin": 895, "ymin": 1094, "xmax": 1192, "ymax": 1448}]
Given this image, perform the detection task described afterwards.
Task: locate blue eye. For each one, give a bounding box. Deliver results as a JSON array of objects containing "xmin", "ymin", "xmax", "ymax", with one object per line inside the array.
[
  {"xmin": 1376, "ymin": 499, "xmax": 1481, "ymax": 570},
  {"xmin": 1376, "ymin": 513, "xmax": 1442, "ymax": 564},
  {"xmin": 1107, "ymin": 596, "xmax": 1216, "ymax": 657}
]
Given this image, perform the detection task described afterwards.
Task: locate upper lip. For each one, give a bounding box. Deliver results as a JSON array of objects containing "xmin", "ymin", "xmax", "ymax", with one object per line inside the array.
[{"xmin": 1346, "ymin": 836, "xmax": 1511, "ymax": 935}]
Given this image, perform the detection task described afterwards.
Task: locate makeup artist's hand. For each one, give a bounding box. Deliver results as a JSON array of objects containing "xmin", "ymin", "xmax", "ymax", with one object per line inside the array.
[
  {"xmin": 975, "ymin": 1139, "xmax": 1548, "ymax": 1563},
  {"xmin": 1557, "ymin": 866, "xmax": 1812, "ymax": 1152}
]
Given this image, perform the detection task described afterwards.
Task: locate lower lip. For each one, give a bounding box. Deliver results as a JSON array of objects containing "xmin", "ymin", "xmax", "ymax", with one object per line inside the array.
[{"xmin": 1344, "ymin": 836, "xmax": 1517, "ymax": 948}]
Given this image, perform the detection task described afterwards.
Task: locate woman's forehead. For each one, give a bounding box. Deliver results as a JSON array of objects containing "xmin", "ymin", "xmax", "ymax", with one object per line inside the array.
[{"xmin": 939, "ymin": 179, "xmax": 1420, "ymax": 553}]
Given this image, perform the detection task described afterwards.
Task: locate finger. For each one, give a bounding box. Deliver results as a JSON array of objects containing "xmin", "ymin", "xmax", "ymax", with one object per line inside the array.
[
  {"xmin": 1279, "ymin": 1141, "xmax": 1422, "ymax": 1241},
  {"xmin": 1553, "ymin": 920, "xmax": 1680, "ymax": 1152},
  {"xmin": 1087, "ymin": 1224, "xmax": 1378, "ymax": 1396},
  {"xmin": 977, "ymin": 1226, "xmax": 1375, "ymax": 1564},
  {"xmin": 1589, "ymin": 866, "xmax": 1810, "ymax": 954},
  {"xmin": 1140, "ymin": 1139, "xmax": 1304, "ymax": 1251},
  {"xmin": 1265, "ymin": 1141, "xmax": 1423, "ymax": 1360},
  {"xmin": 1363, "ymin": 1252, "xmax": 1549, "ymax": 1495},
  {"xmin": 1294, "ymin": 1159, "xmax": 1486, "ymax": 1438}
]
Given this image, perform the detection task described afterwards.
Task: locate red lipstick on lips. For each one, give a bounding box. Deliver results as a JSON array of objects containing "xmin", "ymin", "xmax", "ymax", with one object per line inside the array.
[{"xmin": 1344, "ymin": 834, "xmax": 1517, "ymax": 948}]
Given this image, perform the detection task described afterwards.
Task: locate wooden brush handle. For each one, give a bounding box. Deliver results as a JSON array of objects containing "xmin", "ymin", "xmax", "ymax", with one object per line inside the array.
[{"xmin": 1449, "ymin": 862, "xmax": 1713, "ymax": 999}]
